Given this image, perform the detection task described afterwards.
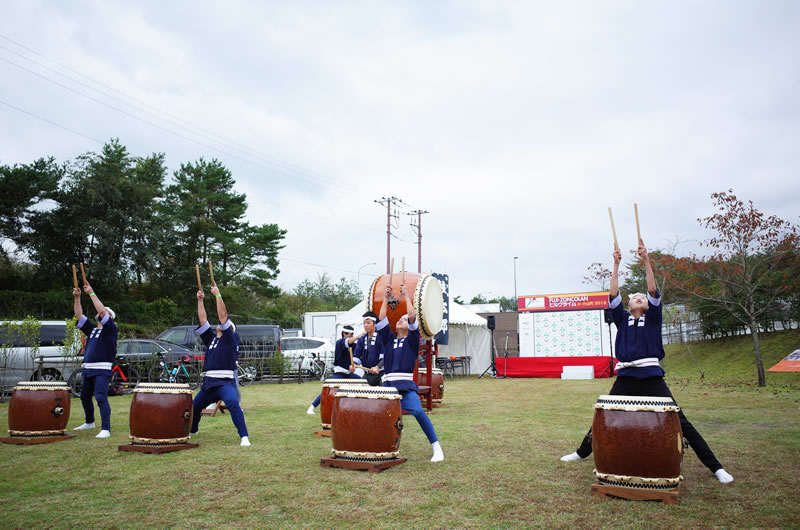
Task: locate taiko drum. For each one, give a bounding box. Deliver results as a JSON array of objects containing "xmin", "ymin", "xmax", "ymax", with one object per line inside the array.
[
  {"xmin": 128, "ymin": 383, "xmax": 193, "ymax": 445},
  {"xmin": 591, "ymin": 395, "xmax": 684, "ymax": 489},
  {"xmin": 8, "ymin": 382, "xmax": 71, "ymax": 436},
  {"xmin": 417, "ymin": 368, "xmax": 445, "ymax": 403},
  {"xmin": 368, "ymin": 273, "xmax": 443, "ymax": 338},
  {"xmin": 320, "ymin": 378, "xmax": 368, "ymax": 430},
  {"xmin": 331, "ymin": 385, "xmax": 403, "ymax": 461}
]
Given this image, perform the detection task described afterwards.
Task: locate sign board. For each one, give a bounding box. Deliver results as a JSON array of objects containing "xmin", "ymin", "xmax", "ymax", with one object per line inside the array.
[
  {"xmin": 518, "ymin": 291, "xmax": 609, "ymax": 313},
  {"xmin": 433, "ymin": 272, "xmax": 449, "ymax": 345}
]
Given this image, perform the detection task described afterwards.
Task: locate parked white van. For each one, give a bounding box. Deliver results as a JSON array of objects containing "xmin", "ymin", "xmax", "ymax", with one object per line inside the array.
[{"xmin": 0, "ymin": 320, "xmax": 82, "ymax": 391}]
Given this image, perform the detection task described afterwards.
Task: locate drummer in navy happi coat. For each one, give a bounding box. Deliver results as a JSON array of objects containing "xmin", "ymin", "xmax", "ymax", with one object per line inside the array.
[
  {"xmin": 190, "ymin": 285, "xmax": 251, "ymax": 447},
  {"xmin": 355, "ymin": 311, "xmax": 385, "ymax": 386},
  {"xmin": 560, "ymin": 241, "xmax": 733, "ymax": 483},
  {"xmin": 378, "ymin": 283, "xmax": 444, "ymax": 462},
  {"xmin": 72, "ymin": 282, "xmax": 118, "ymax": 439},
  {"xmin": 307, "ymin": 325, "xmax": 364, "ymax": 414}
]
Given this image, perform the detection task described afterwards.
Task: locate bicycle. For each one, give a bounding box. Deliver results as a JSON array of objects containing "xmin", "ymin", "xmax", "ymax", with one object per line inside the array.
[
  {"xmin": 296, "ymin": 354, "xmax": 327, "ymax": 383},
  {"xmin": 237, "ymin": 361, "xmax": 257, "ymax": 386},
  {"xmin": 148, "ymin": 355, "xmax": 200, "ymax": 389},
  {"xmin": 67, "ymin": 361, "xmax": 141, "ymax": 397}
]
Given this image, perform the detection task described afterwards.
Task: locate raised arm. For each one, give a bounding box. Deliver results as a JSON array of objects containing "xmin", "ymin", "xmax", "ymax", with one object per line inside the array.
[
  {"xmin": 400, "ymin": 283, "xmax": 415, "ymax": 324},
  {"xmin": 347, "ymin": 331, "xmax": 366, "ymax": 345},
  {"xmin": 196, "ymin": 289, "xmax": 207, "ymax": 326},
  {"xmin": 83, "ymin": 282, "xmax": 106, "ymax": 319},
  {"xmin": 378, "ymin": 285, "xmax": 391, "ymax": 321},
  {"xmin": 73, "ymin": 288, "xmax": 83, "ymax": 319},
  {"xmin": 210, "ymin": 284, "xmax": 228, "ymax": 324},
  {"xmin": 638, "ymin": 241, "xmax": 657, "ymax": 296},
  {"xmin": 609, "ymin": 247, "xmax": 622, "ymax": 299}
]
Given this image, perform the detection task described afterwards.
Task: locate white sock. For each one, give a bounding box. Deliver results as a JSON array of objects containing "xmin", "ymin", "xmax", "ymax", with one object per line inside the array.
[
  {"xmin": 306, "ymin": 405, "xmax": 316, "ymax": 415},
  {"xmin": 190, "ymin": 429, "xmax": 198, "ymax": 435},
  {"xmin": 240, "ymin": 436, "xmax": 251, "ymax": 447},
  {"xmin": 560, "ymin": 452, "xmax": 587, "ymax": 462},
  {"xmin": 715, "ymin": 468, "xmax": 734, "ymax": 484},
  {"xmin": 430, "ymin": 441, "xmax": 444, "ymax": 462},
  {"xmin": 95, "ymin": 430, "xmax": 111, "ymax": 439},
  {"xmin": 73, "ymin": 422, "xmax": 95, "ymax": 431}
]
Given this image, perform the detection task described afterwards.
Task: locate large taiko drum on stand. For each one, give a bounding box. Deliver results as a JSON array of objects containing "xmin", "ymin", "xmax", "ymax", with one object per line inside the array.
[
  {"xmin": 128, "ymin": 383, "xmax": 193, "ymax": 446},
  {"xmin": 330, "ymin": 385, "xmax": 403, "ymax": 461},
  {"xmin": 7, "ymin": 382, "xmax": 71, "ymax": 437},
  {"xmin": 368, "ymin": 272, "xmax": 443, "ymax": 337},
  {"xmin": 417, "ymin": 368, "xmax": 445, "ymax": 404},
  {"xmin": 592, "ymin": 395, "xmax": 684, "ymax": 489},
  {"xmin": 320, "ymin": 378, "xmax": 368, "ymax": 430}
]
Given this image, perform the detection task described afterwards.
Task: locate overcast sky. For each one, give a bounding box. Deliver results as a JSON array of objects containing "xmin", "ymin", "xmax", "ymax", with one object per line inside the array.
[{"xmin": 2, "ymin": 1, "xmax": 799, "ymax": 301}]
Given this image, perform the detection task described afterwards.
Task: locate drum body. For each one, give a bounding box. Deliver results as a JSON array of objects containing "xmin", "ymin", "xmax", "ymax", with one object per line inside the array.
[
  {"xmin": 417, "ymin": 368, "xmax": 445, "ymax": 403},
  {"xmin": 320, "ymin": 378, "xmax": 368, "ymax": 430},
  {"xmin": 331, "ymin": 386, "xmax": 403, "ymax": 461},
  {"xmin": 129, "ymin": 383, "xmax": 193, "ymax": 445},
  {"xmin": 591, "ymin": 395, "xmax": 684, "ymax": 488},
  {"xmin": 8, "ymin": 382, "xmax": 71, "ymax": 436},
  {"xmin": 368, "ymin": 272, "xmax": 443, "ymax": 338}
]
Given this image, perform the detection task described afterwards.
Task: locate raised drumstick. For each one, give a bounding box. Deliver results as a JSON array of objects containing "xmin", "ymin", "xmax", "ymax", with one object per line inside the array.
[
  {"xmin": 388, "ymin": 257, "xmax": 394, "ymax": 286},
  {"xmin": 401, "ymin": 256, "xmax": 405, "ymax": 284},
  {"xmin": 72, "ymin": 265, "xmax": 78, "ymax": 289},
  {"xmin": 608, "ymin": 207, "xmax": 619, "ymax": 250},
  {"xmin": 208, "ymin": 261, "xmax": 216, "ymax": 286},
  {"xmin": 634, "ymin": 203, "xmax": 642, "ymax": 244},
  {"xmin": 195, "ymin": 264, "xmax": 202, "ymax": 291},
  {"xmin": 79, "ymin": 263, "xmax": 87, "ymax": 286}
]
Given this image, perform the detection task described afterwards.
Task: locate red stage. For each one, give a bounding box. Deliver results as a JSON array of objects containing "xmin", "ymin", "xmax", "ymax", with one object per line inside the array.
[{"xmin": 495, "ymin": 356, "xmax": 616, "ymax": 378}]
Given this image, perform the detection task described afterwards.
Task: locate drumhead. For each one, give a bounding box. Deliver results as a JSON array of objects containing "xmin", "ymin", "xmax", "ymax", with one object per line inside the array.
[
  {"xmin": 418, "ymin": 368, "xmax": 443, "ymax": 375},
  {"xmin": 335, "ymin": 386, "xmax": 402, "ymax": 399},
  {"xmin": 134, "ymin": 382, "xmax": 192, "ymax": 394},
  {"xmin": 323, "ymin": 378, "xmax": 368, "ymax": 388},
  {"xmin": 415, "ymin": 274, "xmax": 443, "ymax": 338},
  {"xmin": 594, "ymin": 395, "xmax": 679, "ymax": 412},
  {"xmin": 13, "ymin": 381, "xmax": 69, "ymax": 391}
]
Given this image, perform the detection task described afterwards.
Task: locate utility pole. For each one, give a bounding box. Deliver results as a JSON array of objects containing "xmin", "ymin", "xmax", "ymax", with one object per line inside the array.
[
  {"xmin": 408, "ymin": 210, "xmax": 429, "ymax": 273},
  {"xmin": 374, "ymin": 197, "xmax": 401, "ymax": 273}
]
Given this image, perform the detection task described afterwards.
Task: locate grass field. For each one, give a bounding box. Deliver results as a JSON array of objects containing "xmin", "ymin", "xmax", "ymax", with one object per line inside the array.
[{"xmin": 1, "ymin": 330, "xmax": 799, "ymax": 528}]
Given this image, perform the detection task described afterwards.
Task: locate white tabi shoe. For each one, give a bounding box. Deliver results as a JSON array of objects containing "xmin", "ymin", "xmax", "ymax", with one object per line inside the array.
[
  {"xmin": 73, "ymin": 422, "xmax": 95, "ymax": 431},
  {"xmin": 306, "ymin": 405, "xmax": 315, "ymax": 415},
  {"xmin": 560, "ymin": 452, "xmax": 587, "ymax": 462},
  {"xmin": 95, "ymin": 430, "xmax": 111, "ymax": 439},
  {"xmin": 715, "ymin": 469, "xmax": 734, "ymax": 484},
  {"xmin": 240, "ymin": 436, "xmax": 251, "ymax": 447},
  {"xmin": 430, "ymin": 441, "xmax": 444, "ymax": 462}
]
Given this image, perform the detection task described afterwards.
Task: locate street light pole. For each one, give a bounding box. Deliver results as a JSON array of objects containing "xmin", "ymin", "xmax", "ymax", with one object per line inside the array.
[
  {"xmin": 357, "ymin": 262, "xmax": 376, "ymax": 291},
  {"xmin": 513, "ymin": 257, "xmax": 519, "ymax": 311}
]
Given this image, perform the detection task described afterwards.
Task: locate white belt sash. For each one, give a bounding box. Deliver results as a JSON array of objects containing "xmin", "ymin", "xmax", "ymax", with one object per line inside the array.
[
  {"xmin": 202, "ymin": 369, "xmax": 235, "ymax": 379},
  {"xmin": 615, "ymin": 357, "xmax": 660, "ymax": 371},
  {"xmin": 383, "ymin": 372, "xmax": 414, "ymax": 382},
  {"xmin": 82, "ymin": 362, "xmax": 113, "ymax": 370}
]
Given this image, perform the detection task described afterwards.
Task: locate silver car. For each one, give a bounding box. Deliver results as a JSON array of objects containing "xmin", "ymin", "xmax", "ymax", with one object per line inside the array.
[{"xmin": 0, "ymin": 320, "xmax": 82, "ymax": 391}]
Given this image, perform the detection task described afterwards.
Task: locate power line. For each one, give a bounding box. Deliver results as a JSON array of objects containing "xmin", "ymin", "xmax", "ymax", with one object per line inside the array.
[{"xmin": 0, "ymin": 99, "xmax": 103, "ymax": 144}]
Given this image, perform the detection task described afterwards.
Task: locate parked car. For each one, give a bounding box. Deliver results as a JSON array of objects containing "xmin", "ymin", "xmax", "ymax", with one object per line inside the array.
[
  {"xmin": 280, "ymin": 336, "xmax": 333, "ymax": 373},
  {"xmin": 0, "ymin": 320, "xmax": 82, "ymax": 390},
  {"xmin": 116, "ymin": 339, "xmax": 197, "ymax": 364}
]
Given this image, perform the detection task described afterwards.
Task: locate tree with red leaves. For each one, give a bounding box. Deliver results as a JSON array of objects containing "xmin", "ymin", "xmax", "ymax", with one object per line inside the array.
[{"xmin": 662, "ymin": 190, "xmax": 799, "ymax": 387}]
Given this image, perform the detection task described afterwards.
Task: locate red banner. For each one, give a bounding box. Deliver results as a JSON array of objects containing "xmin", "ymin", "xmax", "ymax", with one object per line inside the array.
[{"xmin": 518, "ymin": 291, "xmax": 609, "ymax": 312}]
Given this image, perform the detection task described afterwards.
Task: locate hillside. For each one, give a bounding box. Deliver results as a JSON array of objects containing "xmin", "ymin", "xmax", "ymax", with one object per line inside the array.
[{"xmin": 663, "ymin": 328, "xmax": 800, "ymax": 387}]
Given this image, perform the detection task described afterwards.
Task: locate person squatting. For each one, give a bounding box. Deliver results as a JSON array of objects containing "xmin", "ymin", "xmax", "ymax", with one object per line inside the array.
[{"xmin": 560, "ymin": 242, "xmax": 734, "ymax": 484}]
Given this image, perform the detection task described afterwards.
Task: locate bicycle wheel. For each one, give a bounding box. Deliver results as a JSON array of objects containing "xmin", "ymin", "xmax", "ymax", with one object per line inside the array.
[
  {"xmin": 239, "ymin": 365, "xmax": 256, "ymax": 386},
  {"xmin": 148, "ymin": 364, "xmax": 170, "ymax": 383},
  {"xmin": 67, "ymin": 370, "xmax": 84, "ymax": 398},
  {"xmin": 111, "ymin": 365, "xmax": 140, "ymax": 394},
  {"xmin": 312, "ymin": 360, "xmax": 326, "ymax": 381},
  {"xmin": 177, "ymin": 364, "xmax": 200, "ymax": 389}
]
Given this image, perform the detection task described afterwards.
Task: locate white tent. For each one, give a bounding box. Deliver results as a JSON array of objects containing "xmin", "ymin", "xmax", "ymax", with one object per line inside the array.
[{"xmin": 337, "ymin": 301, "xmax": 491, "ymax": 374}]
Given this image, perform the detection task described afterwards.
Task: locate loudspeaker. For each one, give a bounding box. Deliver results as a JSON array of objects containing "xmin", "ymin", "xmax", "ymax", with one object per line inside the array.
[
  {"xmin": 486, "ymin": 315, "xmax": 496, "ymax": 330},
  {"xmin": 604, "ymin": 309, "xmax": 613, "ymax": 324}
]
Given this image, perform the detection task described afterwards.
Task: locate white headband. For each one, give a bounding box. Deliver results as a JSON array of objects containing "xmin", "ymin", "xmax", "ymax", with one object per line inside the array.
[{"xmin": 364, "ymin": 316, "xmax": 377, "ymax": 322}]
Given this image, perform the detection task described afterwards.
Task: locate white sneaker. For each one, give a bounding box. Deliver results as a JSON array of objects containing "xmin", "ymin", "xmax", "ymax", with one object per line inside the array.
[
  {"xmin": 430, "ymin": 441, "xmax": 444, "ymax": 462},
  {"xmin": 73, "ymin": 422, "xmax": 95, "ymax": 431},
  {"xmin": 560, "ymin": 452, "xmax": 587, "ymax": 462},
  {"xmin": 715, "ymin": 468, "xmax": 734, "ymax": 483},
  {"xmin": 306, "ymin": 405, "xmax": 316, "ymax": 415},
  {"xmin": 240, "ymin": 436, "xmax": 251, "ymax": 447},
  {"xmin": 95, "ymin": 430, "xmax": 111, "ymax": 439}
]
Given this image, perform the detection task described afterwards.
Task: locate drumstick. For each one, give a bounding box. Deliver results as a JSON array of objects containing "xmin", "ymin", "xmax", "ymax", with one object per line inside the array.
[
  {"xmin": 608, "ymin": 207, "xmax": 619, "ymax": 250},
  {"xmin": 401, "ymin": 256, "xmax": 405, "ymax": 284},
  {"xmin": 208, "ymin": 261, "xmax": 216, "ymax": 286},
  {"xmin": 72, "ymin": 265, "xmax": 78, "ymax": 289},
  {"xmin": 195, "ymin": 264, "xmax": 202, "ymax": 291},
  {"xmin": 634, "ymin": 203, "xmax": 642, "ymax": 244},
  {"xmin": 79, "ymin": 263, "xmax": 87, "ymax": 286},
  {"xmin": 349, "ymin": 345, "xmax": 354, "ymax": 369},
  {"xmin": 388, "ymin": 257, "xmax": 394, "ymax": 286}
]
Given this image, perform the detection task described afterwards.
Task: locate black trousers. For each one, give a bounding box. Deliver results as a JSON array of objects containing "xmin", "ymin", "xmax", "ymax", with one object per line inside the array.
[{"xmin": 576, "ymin": 376, "xmax": 723, "ymax": 473}]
